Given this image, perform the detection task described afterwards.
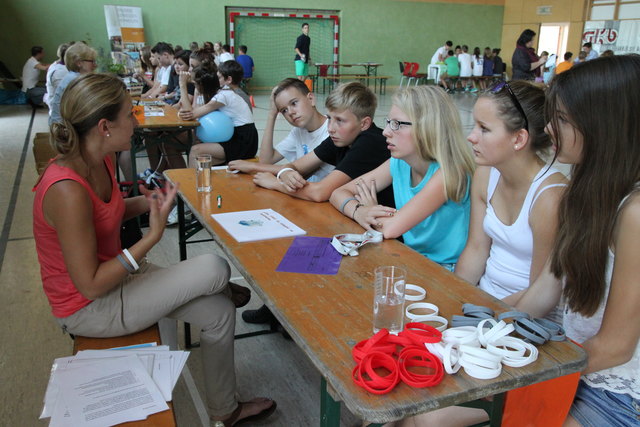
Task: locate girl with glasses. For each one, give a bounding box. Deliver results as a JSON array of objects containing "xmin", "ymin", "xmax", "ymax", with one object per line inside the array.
[{"xmin": 330, "ymin": 85, "xmax": 474, "ymax": 269}]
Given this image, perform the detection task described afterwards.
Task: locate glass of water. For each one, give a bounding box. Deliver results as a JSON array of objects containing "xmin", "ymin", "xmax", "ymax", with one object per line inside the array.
[
  {"xmin": 373, "ymin": 266, "xmax": 406, "ymax": 334},
  {"xmin": 196, "ymin": 154, "xmax": 212, "ymax": 192}
]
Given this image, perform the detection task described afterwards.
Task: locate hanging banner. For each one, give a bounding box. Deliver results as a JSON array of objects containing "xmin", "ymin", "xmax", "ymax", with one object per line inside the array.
[
  {"xmin": 104, "ymin": 5, "xmax": 145, "ymax": 52},
  {"xmin": 583, "ymin": 20, "xmax": 640, "ymax": 55}
]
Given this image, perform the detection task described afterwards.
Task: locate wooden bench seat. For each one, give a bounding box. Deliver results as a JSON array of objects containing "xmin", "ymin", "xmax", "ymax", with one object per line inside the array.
[
  {"xmin": 355, "ymin": 75, "xmax": 391, "ymax": 94},
  {"xmin": 73, "ymin": 324, "xmax": 177, "ymax": 427},
  {"xmin": 320, "ymin": 74, "xmax": 390, "ymax": 95}
]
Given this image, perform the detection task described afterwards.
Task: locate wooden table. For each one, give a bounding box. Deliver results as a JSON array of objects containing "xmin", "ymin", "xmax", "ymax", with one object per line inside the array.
[
  {"xmin": 129, "ymin": 102, "xmax": 199, "ymax": 191},
  {"xmin": 164, "ymin": 168, "xmax": 586, "ymax": 426},
  {"xmin": 313, "ymin": 63, "xmax": 385, "ymax": 93}
]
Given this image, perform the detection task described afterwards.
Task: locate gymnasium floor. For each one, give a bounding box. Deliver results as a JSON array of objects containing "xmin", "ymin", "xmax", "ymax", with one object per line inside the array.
[{"xmin": 0, "ymin": 88, "xmax": 483, "ymax": 426}]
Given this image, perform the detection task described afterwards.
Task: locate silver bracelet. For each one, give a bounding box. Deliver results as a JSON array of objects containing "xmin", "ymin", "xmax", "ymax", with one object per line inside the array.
[
  {"xmin": 339, "ymin": 197, "xmax": 357, "ymax": 214},
  {"xmin": 116, "ymin": 254, "xmax": 135, "ymax": 273}
]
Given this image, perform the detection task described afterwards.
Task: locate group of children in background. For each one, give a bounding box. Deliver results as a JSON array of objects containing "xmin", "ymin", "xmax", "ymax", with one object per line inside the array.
[{"xmin": 433, "ymin": 41, "xmax": 505, "ymax": 93}]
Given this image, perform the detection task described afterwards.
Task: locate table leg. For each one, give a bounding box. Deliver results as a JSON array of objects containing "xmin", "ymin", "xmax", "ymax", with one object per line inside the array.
[
  {"xmin": 320, "ymin": 377, "xmax": 341, "ymax": 427},
  {"xmin": 130, "ymin": 133, "xmax": 142, "ymax": 196},
  {"xmin": 459, "ymin": 392, "xmax": 505, "ymax": 427},
  {"xmin": 178, "ymin": 196, "xmax": 187, "ymax": 261}
]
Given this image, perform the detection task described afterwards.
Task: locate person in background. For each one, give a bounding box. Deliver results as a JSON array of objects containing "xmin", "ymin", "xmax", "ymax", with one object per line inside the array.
[
  {"xmin": 555, "ymin": 52, "xmax": 573, "ymax": 75},
  {"xmin": 189, "ymin": 41, "xmax": 199, "ymax": 51},
  {"xmin": 581, "ymin": 42, "xmax": 599, "ymax": 61},
  {"xmin": 430, "ymin": 40, "xmax": 453, "ymax": 65},
  {"xmin": 294, "ymin": 22, "xmax": 311, "ymax": 81},
  {"xmin": 218, "ymin": 60, "xmax": 252, "ymax": 111},
  {"xmin": 458, "ymin": 45, "xmax": 473, "ymax": 92},
  {"xmin": 133, "ymin": 46, "xmax": 156, "ymax": 92},
  {"xmin": 163, "ymin": 49, "xmax": 192, "ymax": 105},
  {"xmin": 180, "ymin": 61, "xmax": 257, "ymax": 167},
  {"xmin": 45, "ymin": 43, "xmax": 70, "ymax": 109},
  {"xmin": 235, "ymin": 45, "xmax": 254, "ymax": 90},
  {"xmin": 577, "ymin": 51, "xmax": 587, "ymax": 63},
  {"xmin": 142, "ymin": 42, "xmax": 174, "ymax": 99},
  {"xmin": 601, "ymin": 49, "xmax": 614, "ymax": 57},
  {"xmin": 21, "ymin": 46, "xmax": 50, "ymax": 106},
  {"xmin": 471, "ymin": 46, "xmax": 484, "ymax": 90},
  {"xmin": 218, "ymin": 44, "xmax": 234, "ymax": 63},
  {"xmin": 482, "ymin": 47, "xmax": 494, "ymax": 80},
  {"xmin": 511, "ymin": 29, "xmax": 547, "ymax": 81},
  {"xmin": 492, "ymin": 48, "xmax": 504, "ymax": 77},
  {"xmin": 439, "ymin": 50, "xmax": 460, "ymax": 93},
  {"xmin": 49, "ymin": 42, "xmax": 97, "ymax": 125},
  {"xmin": 211, "ymin": 41, "xmax": 222, "ymax": 65}
]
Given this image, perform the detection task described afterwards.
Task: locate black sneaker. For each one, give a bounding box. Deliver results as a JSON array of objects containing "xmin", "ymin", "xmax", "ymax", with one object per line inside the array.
[{"xmin": 241, "ymin": 304, "xmax": 275, "ymax": 324}]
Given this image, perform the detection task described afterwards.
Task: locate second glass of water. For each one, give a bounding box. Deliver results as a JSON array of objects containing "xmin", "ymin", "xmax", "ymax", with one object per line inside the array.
[
  {"xmin": 196, "ymin": 154, "xmax": 212, "ymax": 192},
  {"xmin": 373, "ymin": 266, "xmax": 406, "ymax": 334}
]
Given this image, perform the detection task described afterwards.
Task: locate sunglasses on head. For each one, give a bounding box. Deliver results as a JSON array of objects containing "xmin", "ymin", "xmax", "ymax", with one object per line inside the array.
[{"xmin": 490, "ymin": 81, "xmax": 528, "ymax": 131}]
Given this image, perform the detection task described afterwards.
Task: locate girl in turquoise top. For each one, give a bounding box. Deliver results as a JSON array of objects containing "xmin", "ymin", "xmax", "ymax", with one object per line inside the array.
[{"xmin": 330, "ymin": 86, "xmax": 475, "ymax": 267}]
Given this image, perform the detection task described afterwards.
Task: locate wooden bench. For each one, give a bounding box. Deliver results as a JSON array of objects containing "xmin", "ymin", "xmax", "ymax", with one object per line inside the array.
[
  {"xmin": 320, "ymin": 74, "xmax": 390, "ymax": 95},
  {"xmin": 354, "ymin": 75, "xmax": 391, "ymax": 95},
  {"xmin": 73, "ymin": 324, "xmax": 177, "ymax": 427}
]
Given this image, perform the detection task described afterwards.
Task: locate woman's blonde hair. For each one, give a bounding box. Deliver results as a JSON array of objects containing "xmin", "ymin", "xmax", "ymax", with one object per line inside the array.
[
  {"xmin": 64, "ymin": 43, "xmax": 97, "ymax": 72},
  {"xmin": 393, "ymin": 86, "xmax": 475, "ymax": 201},
  {"xmin": 50, "ymin": 73, "xmax": 127, "ymax": 157}
]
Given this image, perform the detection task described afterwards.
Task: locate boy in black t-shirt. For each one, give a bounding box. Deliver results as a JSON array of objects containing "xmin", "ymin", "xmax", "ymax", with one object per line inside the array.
[{"xmin": 253, "ymin": 82, "xmax": 393, "ymax": 207}]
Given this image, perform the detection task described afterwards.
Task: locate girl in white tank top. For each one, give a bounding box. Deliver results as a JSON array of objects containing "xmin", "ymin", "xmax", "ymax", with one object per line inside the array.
[{"xmin": 456, "ymin": 81, "xmax": 567, "ymax": 311}]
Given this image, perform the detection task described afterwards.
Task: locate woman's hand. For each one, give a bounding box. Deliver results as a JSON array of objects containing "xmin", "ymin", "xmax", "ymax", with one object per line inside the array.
[
  {"xmin": 144, "ymin": 182, "xmax": 178, "ymax": 243},
  {"xmin": 278, "ymin": 169, "xmax": 307, "ymax": 192}
]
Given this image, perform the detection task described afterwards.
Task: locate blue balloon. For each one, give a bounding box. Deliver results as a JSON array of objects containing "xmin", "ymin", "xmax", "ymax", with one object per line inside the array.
[{"xmin": 196, "ymin": 111, "xmax": 234, "ymax": 143}]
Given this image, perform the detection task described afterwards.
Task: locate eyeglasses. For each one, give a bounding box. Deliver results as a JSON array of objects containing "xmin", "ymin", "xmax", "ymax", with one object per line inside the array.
[
  {"xmin": 82, "ymin": 59, "xmax": 97, "ymax": 65},
  {"xmin": 490, "ymin": 81, "xmax": 528, "ymax": 131},
  {"xmin": 385, "ymin": 117, "xmax": 412, "ymax": 131}
]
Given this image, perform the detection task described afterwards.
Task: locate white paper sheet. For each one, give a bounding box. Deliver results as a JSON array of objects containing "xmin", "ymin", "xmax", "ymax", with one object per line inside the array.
[
  {"xmin": 211, "ymin": 208, "xmax": 306, "ymax": 242},
  {"xmin": 54, "ymin": 355, "xmax": 168, "ymax": 427}
]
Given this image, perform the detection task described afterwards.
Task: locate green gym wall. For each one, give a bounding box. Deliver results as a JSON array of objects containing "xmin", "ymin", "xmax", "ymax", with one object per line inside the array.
[{"xmin": 1, "ymin": 0, "xmax": 503, "ymax": 88}]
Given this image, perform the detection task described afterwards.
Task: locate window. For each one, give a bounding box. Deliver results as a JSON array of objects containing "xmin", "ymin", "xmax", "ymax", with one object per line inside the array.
[{"xmin": 590, "ymin": 0, "xmax": 640, "ymax": 20}]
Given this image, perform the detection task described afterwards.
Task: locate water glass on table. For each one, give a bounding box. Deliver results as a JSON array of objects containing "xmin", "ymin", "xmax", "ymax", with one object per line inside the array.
[
  {"xmin": 373, "ymin": 266, "xmax": 406, "ymax": 334},
  {"xmin": 196, "ymin": 154, "xmax": 212, "ymax": 192}
]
